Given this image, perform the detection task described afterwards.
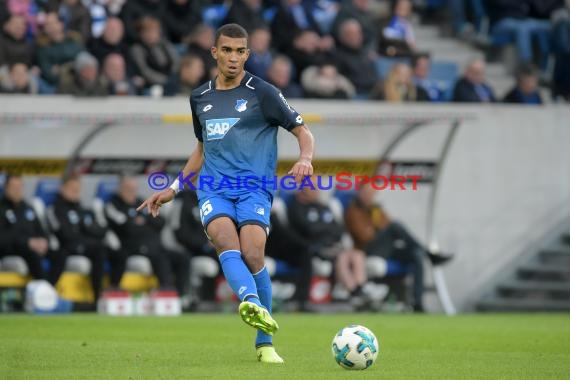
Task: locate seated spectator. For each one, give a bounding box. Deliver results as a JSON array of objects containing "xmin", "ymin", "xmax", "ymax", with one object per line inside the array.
[
  {"xmin": 286, "ymin": 29, "xmax": 333, "ymax": 79},
  {"xmin": 162, "ymin": 0, "xmax": 202, "ymax": 44},
  {"xmin": 0, "ymin": 62, "xmax": 38, "ymax": 94},
  {"xmin": 175, "ymin": 54, "xmax": 205, "ymax": 96},
  {"xmin": 0, "ymin": 15, "xmax": 33, "ymax": 68},
  {"xmin": 412, "ymin": 54, "xmax": 446, "ymax": 102},
  {"xmin": 331, "ymin": 0, "xmax": 380, "ymax": 53},
  {"xmin": 271, "ymin": 0, "xmax": 334, "ymax": 55},
  {"xmin": 129, "ymin": 16, "xmax": 180, "ymax": 96},
  {"xmin": 105, "ymin": 176, "xmax": 190, "ymax": 296},
  {"xmin": 223, "ymin": 0, "xmax": 268, "ymax": 33},
  {"xmin": 287, "ymin": 185, "xmax": 371, "ymax": 310},
  {"xmin": 47, "ymin": 176, "xmax": 127, "ymax": 303},
  {"xmin": 503, "ymin": 64, "xmax": 543, "ymax": 104},
  {"xmin": 266, "ymin": 54, "xmax": 304, "ymax": 98},
  {"xmin": 57, "ymin": 51, "xmax": 108, "ymax": 96},
  {"xmin": 87, "ymin": 17, "xmax": 127, "ymax": 65},
  {"xmin": 0, "ymin": 175, "xmax": 66, "ymax": 285},
  {"xmin": 5, "ymin": 0, "xmax": 47, "ymax": 39},
  {"xmin": 335, "ymin": 18, "xmax": 381, "ymax": 97},
  {"xmin": 120, "ymin": 0, "xmax": 164, "ymax": 43},
  {"xmin": 373, "ymin": 62, "xmax": 429, "ymax": 102},
  {"xmin": 300, "ymin": 63, "xmax": 356, "ymax": 99},
  {"xmin": 58, "ymin": 0, "xmax": 91, "ymax": 44},
  {"xmin": 344, "ymin": 182, "xmax": 452, "ymax": 312},
  {"xmin": 244, "ymin": 27, "xmax": 274, "ymax": 80},
  {"xmin": 452, "ymin": 58, "xmax": 496, "ymax": 102},
  {"xmin": 380, "ymin": 0, "xmax": 416, "ymax": 57},
  {"xmin": 551, "ymin": 1, "xmax": 570, "ymax": 101},
  {"xmin": 485, "ymin": 0, "xmax": 553, "ymax": 70},
  {"xmin": 102, "ymin": 53, "xmax": 136, "ymax": 95},
  {"xmin": 186, "ymin": 24, "xmax": 216, "ymax": 83},
  {"xmin": 35, "ymin": 13, "xmax": 83, "ymax": 90}
]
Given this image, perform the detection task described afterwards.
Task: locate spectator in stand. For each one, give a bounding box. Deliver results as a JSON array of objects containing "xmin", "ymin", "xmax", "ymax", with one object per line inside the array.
[
  {"xmin": 0, "ymin": 15, "xmax": 33, "ymax": 68},
  {"xmin": 452, "ymin": 58, "xmax": 496, "ymax": 102},
  {"xmin": 0, "ymin": 62, "xmax": 38, "ymax": 94},
  {"xmin": 287, "ymin": 185, "xmax": 371, "ymax": 311},
  {"xmin": 175, "ymin": 54, "xmax": 205, "ymax": 96},
  {"xmin": 120, "ymin": 0, "xmax": 164, "ymax": 43},
  {"xmin": 266, "ymin": 54, "xmax": 304, "ymax": 98},
  {"xmin": 244, "ymin": 27, "xmax": 274, "ymax": 80},
  {"xmin": 271, "ymin": 0, "xmax": 335, "ymax": 57},
  {"xmin": 380, "ymin": 0, "xmax": 416, "ymax": 57},
  {"xmin": 331, "ymin": 0, "xmax": 379, "ymax": 53},
  {"xmin": 484, "ymin": 0, "xmax": 554, "ymax": 71},
  {"xmin": 87, "ymin": 17, "xmax": 127, "ymax": 65},
  {"xmin": 223, "ymin": 0, "xmax": 268, "ymax": 33},
  {"xmin": 58, "ymin": 0, "xmax": 91, "ymax": 44},
  {"xmin": 373, "ymin": 62, "xmax": 429, "ymax": 102},
  {"xmin": 35, "ymin": 12, "xmax": 83, "ymax": 92},
  {"xmin": 412, "ymin": 54, "xmax": 445, "ymax": 102},
  {"xmin": 551, "ymin": 0, "xmax": 570, "ymax": 101},
  {"xmin": 335, "ymin": 18, "xmax": 380, "ymax": 97},
  {"xmin": 162, "ymin": 0, "xmax": 202, "ymax": 44},
  {"xmin": 102, "ymin": 53, "xmax": 136, "ymax": 95},
  {"xmin": 0, "ymin": 175, "xmax": 66, "ymax": 286},
  {"xmin": 57, "ymin": 51, "xmax": 108, "ymax": 96},
  {"xmin": 503, "ymin": 64, "xmax": 543, "ymax": 104},
  {"xmin": 129, "ymin": 16, "xmax": 179, "ymax": 96},
  {"xmin": 344, "ymin": 182, "xmax": 452, "ymax": 312},
  {"xmin": 186, "ymin": 23, "xmax": 216, "ymax": 83},
  {"xmin": 105, "ymin": 176, "xmax": 190, "ymax": 297},
  {"xmin": 47, "ymin": 176, "xmax": 127, "ymax": 304},
  {"xmin": 300, "ymin": 62, "xmax": 356, "ymax": 99},
  {"xmin": 5, "ymin": 0, "xmax": 51, "ymax": 39}
]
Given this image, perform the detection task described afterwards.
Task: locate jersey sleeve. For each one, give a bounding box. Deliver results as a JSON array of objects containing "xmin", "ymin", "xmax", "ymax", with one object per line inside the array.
[
  {"xmin": 258, "ymin": 83, "xmax": 305, "ymax": 131},
  {"xmin": 189, "ymin": 94, "xmax": 203, "ymax": 142}
]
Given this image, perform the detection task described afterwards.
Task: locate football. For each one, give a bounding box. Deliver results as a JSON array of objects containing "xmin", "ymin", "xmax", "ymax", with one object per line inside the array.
[{"xmin": 331, "ymin": 324, "xmax": 379, "ymax": 370}]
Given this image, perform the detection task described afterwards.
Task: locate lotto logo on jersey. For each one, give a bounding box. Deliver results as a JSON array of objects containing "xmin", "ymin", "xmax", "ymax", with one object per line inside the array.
[{"xmin": 205, "ymin": 118, "xmax": 240, "ymax": 140}]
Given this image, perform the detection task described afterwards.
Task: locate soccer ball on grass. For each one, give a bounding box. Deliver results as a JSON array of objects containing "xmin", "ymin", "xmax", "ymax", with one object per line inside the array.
[{"xmin": 331, "ymin": 324, "xmax": 379, "ymax": 370}]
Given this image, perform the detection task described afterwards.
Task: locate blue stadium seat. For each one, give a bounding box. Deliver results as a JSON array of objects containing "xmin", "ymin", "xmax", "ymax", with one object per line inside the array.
[
  {"xmin": 262, "ymin": 6, "xmax": 278, "ymax": 24},
  {"xmin": 34, "ymin": 178, "xmax": 61, "ymax": 207},
  {"xmin": 201, "ymin": 4, "xmax": 230, "ymax": 29},
  {"xmin": 333, "ymin": 189, "xmax": 357, "ymax": 210},
  {"xmin": 429, "ymin": 61, "xmax": 459, "ymax": 101},
  {"xmin": 95, "ymin": 179, "xmax": 119, "ymax": 202}
]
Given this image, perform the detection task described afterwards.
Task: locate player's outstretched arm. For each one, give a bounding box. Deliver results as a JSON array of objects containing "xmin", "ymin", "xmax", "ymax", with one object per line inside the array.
[
  {"xmin": 288, "ymin": 124, "xmax": 315, "ymax": 182},
  {"xmin": 137, "ymin": 142, "xmax": 204, "ymax": 217}
]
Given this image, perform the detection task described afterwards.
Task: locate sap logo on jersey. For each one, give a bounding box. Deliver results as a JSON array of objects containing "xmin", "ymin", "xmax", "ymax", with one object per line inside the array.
[{"xmin": 206, "ymin": 118, "xmax": 240, "ymax": 140}]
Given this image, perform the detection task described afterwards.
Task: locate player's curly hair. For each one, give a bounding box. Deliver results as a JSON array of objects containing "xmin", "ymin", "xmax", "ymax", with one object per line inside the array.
[{"xmin": 215, "ymin": 23, "xmax": 248, "ymax": 46}]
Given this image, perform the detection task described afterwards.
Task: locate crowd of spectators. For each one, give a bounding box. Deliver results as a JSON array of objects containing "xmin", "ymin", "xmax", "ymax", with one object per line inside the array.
[{"xmin": 0, "ymin": 0, "xmax": 568, "ymax": 102}]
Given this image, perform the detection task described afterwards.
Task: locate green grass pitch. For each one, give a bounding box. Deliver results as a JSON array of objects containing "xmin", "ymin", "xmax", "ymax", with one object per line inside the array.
[{"xmin": 1, "ymin": 313, "xmax": 569, "ymax": 379}]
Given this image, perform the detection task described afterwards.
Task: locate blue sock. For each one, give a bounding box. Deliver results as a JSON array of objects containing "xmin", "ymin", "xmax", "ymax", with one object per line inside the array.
[
  {"xmin": 218, "ymin": 250, "xmax": 261, "ymax": 306},
  {"xmin": 253, "ymin": 266, "xmax": 273, "ymax": 347}
]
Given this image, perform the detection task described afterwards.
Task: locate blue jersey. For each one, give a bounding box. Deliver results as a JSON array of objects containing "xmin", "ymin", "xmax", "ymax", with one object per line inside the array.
[{"xmin": 190, "ymin": 72, "xmax": 304, "ymax": 198}]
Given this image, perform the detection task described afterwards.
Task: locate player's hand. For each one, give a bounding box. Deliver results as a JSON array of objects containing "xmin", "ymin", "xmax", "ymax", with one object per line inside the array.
[
  {"xmin": 288, "ymin": 158, "xmax": 313, "ymax": 183},
  {"xmin": 136, "ymin": 189, "xmax": 175, "ymax": 217}
]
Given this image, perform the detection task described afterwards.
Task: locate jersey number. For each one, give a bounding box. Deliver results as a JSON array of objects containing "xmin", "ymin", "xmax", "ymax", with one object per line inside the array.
[{"xmin": 200, "ymin": 200, "xmax": 213, "ymax": 222}]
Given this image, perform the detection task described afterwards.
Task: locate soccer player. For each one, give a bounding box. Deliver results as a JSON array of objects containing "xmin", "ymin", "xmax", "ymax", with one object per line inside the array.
[{"xmin": 137, "ymin": 23, "xmax": 315, "ymax": 363}]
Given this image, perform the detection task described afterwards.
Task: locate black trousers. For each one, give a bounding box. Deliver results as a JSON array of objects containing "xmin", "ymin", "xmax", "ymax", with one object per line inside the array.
[
  {"xmin": 365, "ymin": 222, "xmax": 425, "ymax": 308},
  {"xmin": 0, "ymin": 247, "xmax": 66, "ymax": 286}
]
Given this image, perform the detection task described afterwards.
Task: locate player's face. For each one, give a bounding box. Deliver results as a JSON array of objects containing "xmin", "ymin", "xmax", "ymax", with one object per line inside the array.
[{"xmin": 211, "ymin": 35, "xmax": 250, "ymax": 80}]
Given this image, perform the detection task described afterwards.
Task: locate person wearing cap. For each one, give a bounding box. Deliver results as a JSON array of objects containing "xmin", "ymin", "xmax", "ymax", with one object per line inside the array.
[{"xmin": 57, "ymin": 50, "xmax": 109, "ymax": 96}]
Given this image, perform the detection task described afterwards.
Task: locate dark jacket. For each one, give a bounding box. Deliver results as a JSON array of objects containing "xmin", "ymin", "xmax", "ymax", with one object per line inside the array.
[
  {"xmin": 104, "ymin": 194, "xmax": 165, "ymax": 254},
  {"xmin": 48, "ymin": 194, "xmax": 106, "ymax": 254},
  {"xmin": 503, "ymin": 87, "xmax": 543, "ymax": 104},
  {"xmin": 223, "ymin": 0, "xmax": 268, "ymax": 33},
  {"xmin": 174, "ymin": 191, "xmax": 214, "ymax": 256},
  {"xmin": 163, "ymin": 0, "xmax": 203, "ymax": 43},
  {"xmin": 287, "ymin": 196, "xmax": 344, "ymax": 253},
  {"xmin": 485, "ymin": 0, "xmax": 531, "ymax": 26},
  {"xmin": 271, "ymin": 3, "xmax": 322, "ymax": 53},
  {"xmin": 120, "ymin": 0, "xmax": 165, "ymax": 43},
  {"xmin": 334, "ymin": 44, "xmax": 379, "ymax": 95},
  {"xmin": 0, "ymin": 197, "xmax": 47, "ymax": 254},
  {"xmin": 452, "ymin": 77, "xmax": 497, "ymax": 103},
  {"xmin": 0, "ymin": 31, "xmax": 33, "ymax": 66}
]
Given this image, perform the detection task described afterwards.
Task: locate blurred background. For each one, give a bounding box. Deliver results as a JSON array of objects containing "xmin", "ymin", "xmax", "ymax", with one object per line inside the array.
[{"xmin": 0, "ymin": 0, "xmax": 569, "ymax": 316}]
